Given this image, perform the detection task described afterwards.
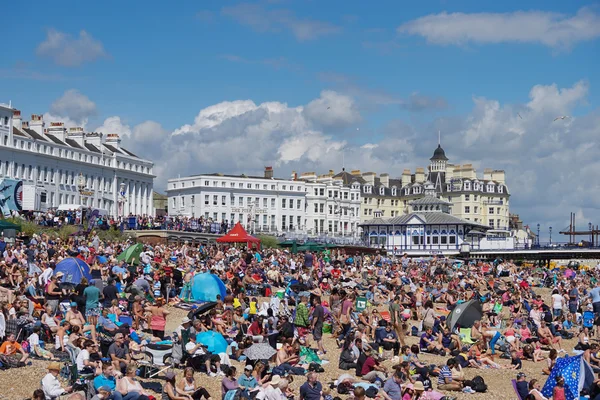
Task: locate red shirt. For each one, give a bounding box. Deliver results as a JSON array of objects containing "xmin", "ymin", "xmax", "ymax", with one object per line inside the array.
[
  {"xmin": 361, "ymin": 356, "xmax": 378, "ymax": 376},
  {"xmin": 248, "ymin": 321, "xmax": 262, "ymax": 336},
  {"xmin": 331, "ymin": 269, "xmax": 341, "ymax": 279}
]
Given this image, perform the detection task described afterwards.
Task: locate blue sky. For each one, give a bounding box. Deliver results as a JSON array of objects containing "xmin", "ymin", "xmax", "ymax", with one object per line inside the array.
[{"xmin": 1, "ymin": 1, "xmax": 599, "ymax": 236}]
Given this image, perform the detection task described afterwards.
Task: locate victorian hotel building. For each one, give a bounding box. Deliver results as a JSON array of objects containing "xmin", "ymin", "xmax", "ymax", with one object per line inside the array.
[
  {"xmin": 167, "ymin": 167, "xmax": 362, "ymax": 237},
  {"xmin": 0, "ymin": 103, "xmax": 154, "ymax": 216}
]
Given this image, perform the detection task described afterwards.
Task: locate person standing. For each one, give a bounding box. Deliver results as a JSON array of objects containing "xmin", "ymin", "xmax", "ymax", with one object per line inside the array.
[
  {"xmin": 84, "ymin": 279, "xmax": 102, "ymax": 326},
  {"xmin": 311, "ymin": 297, "xmax": 325, "ymax": 355}
]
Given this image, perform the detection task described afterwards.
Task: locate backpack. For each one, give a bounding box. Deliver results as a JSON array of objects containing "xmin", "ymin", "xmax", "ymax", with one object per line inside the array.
[
  {"xmin": 470, "ymin": 375, "xmax": 487, "ymax": 393},
  {"xmin": 337, "ymin": 382, "xmax": 353, "ymax": 395}
]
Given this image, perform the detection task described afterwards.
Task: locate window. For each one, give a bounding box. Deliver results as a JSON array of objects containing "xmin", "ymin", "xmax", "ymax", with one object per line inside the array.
[
  {"xmin": 328, "ymin": 190, "xmax": 332, "ymax": 198},
  {"xmin": 213, "ymin": 195, "xmax": 218, "ymax": 205},
  {"xmin": 270, "ymin": 198, "xmax": 275, "ymax": 208},
  {"xmin": 441, "ymin": 236, "xmax": 447, "ymax": 244},
  {"xmin": 281, "ymin": 215, "xmax": 286, "ymax": 230},
  {"xmin": 487, "ymin": 184, "xmax": 495, "ymax": 192},
  {"xmin": 212, "ymin": 181, "xmax": 218, "ymax": 187},
  {"xmin": 432, "ymin": 236, "xmax": 439, "ymax": 244},
  {"xmin": 391, "ymin": 188, "xmax": 396, "ymax": 196},
  {"xmin": 344, "ymin": 192, "xmax": 348, "ymax": 199},
  {"xmin": 328, "ymin": 205, "xmax": 333, "ymax": 215},
  {"xmin": 474, "ymin": 206, "xmax": 478, "ymax": 213},
  {"xmin": 222, "ymin": 196, "xmax": 226, "ymax": 205},
  {"xmin": 239, "ymin": 183, "xmax": 243, "ymax": 188},
  {"xmin": 247, "ymin": 183, "xmax": 251, "ymax": 188},
  {"xmin": 297, "ymin": 200, "xmax": 301, "ymax": 209},
  {"xmin": 334, "ymin": 191, "xmax": 339, "ymax": 198},
  {"xmin": 497, "ymin": 219, "xmax": 501, "ymax": 228},
  {"xmin": 230, "ymin": 182, "xmax": 235, "ymax": 188},
  {"xmin": 319, "ymin": 203, "xmax": 324, "ymax": 213},
  {"xmin": 464, "ymin": 206, "xmax": 470, "ymax": 213},
  {"xmin": 40, "ymin": 192, "xmax": 47, "ymax": 203},
  {"xmin": 319, "ymin": 188, "xmax": 324, "ymax": 196},
  {"xmin": 262, "ymin": 198, "xmax": 267, "ymax": 207},
  {"xmin": 222, "ymin": 182, "xmax": 226, "ymax": 187},
  {"xmin": 247, "ymin": 197, "xmax": 252, "ymax": 205},
  {"xmin": 465, "ymin": 194, "xmax": 470, "ymax": 201},
  {"xmin": 271, "ymin": 185, "xmax": 275, "ymax": 190},
  {"xmin": 204, "ymin": 195, "xmax": 209, "ymax": 205},
  {"xmin": 464, "ymin": 181, "xmax": 471, "ymax": 190},
  {"xmin": 289, "ymin": 199, "xmax": 294, "ymax": 208},
  {"xmin": 498, "ymin": 186, "xmax": 503, "ymax": 193},
  {"xmin": 314, "ymin": 203, "xmax": 318, "ymax": 213},
  {"xmin": 282, "ymin": 199, "xmax": 287, "ymax": 208},
  {"xmin": 181, "ymin": 196, "xmax": 185, "ymax": 207},
  {"xmin": 489, "ymin": 207, "xmax": 494, "ymax": 214},
  {"xmin": 238, "ymin": 197, "xmax": 243, "ymax": 206},
  {"xmin": 191, "ymin": 195, "xmax": 195, "ymax": 205},
  {"xmin": 205, "ymin": 180, "xmax": 209, "ymax": 186},
  {"xmin": 489, "ymin": 219, "xmax": 495, "ymax": 228},
  {"xmin": 449, "ymin": 236, "xmax": 456, "ymax": 244}
]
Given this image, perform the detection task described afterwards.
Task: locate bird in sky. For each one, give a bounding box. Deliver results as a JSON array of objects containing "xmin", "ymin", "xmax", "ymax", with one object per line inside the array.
[
  {"xmin": 327, "ymin": 106, "xmax": 331, "ymax": 109},
  {"xmin": 517, "ymin": 113, "xmax": 522, "ymax": 119},
  {"xmin": 553, "ymin": 116, "xmax": 570, "ymax": 121}
]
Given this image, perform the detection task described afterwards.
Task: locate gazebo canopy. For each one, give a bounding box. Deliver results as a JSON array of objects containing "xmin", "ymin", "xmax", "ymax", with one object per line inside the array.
[{"xmin": 217, "ymin": 222, "xmax": 261, "ymax": 247}]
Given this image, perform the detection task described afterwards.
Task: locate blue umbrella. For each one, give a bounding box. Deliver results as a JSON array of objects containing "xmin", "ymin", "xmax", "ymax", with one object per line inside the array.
[
  {"xmin": 55, "ymin": 257, "xmax": 92, "ymax": 284},
  {"xmin": 196, "ymin": 331, "xmax": 228, "ymax": 354}
]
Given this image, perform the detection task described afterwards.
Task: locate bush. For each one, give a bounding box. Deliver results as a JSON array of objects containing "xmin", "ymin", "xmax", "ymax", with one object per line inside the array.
[
  {"xmin": 5, "ymin": 217, "xmax": 39, "ymax": 236},
  {"xmin": 257, "ymin": 234, "xmax": 279, "ymax": 249}
]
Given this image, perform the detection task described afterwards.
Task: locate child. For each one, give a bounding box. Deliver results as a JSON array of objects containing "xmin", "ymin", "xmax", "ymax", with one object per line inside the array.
[
  {"xmin": 322, "ymin": 386, "xmax": 333, "ymax": 400},
  {"xmin": 509, "ymin": 350, "xmax": 522, "ymax": 370},
  {"xmin": 552, "ymin": 376, "xmax": 566, "ymax": 400},
  {"xmin": 249, "ymin": 297, "xmax": 258, "ymax": 321}
]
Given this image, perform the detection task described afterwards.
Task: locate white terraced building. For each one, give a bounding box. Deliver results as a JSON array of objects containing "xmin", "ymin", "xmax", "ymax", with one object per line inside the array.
[
  {"xmin": 167, "ymin": 167, "xmax": 307, "ymax": 234},
  {"xmin": 0, "ymin": 103, "xmax": 155, "ymax": 216}
]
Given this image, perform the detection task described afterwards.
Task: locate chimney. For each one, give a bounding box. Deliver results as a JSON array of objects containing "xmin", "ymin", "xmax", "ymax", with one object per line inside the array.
[
  {"xmin": 105, "ymin": 133, "xmax": 121, "ymax": 149},
  {"xmin": 85, "ymin": 132, "xmax": 103, "ymax": 148},
  {"xmin": 291, "ymin": 170, "xmax": 297, "ymax": 181},
  {"xmin": 380, "ymin": 173, "xmax": 389, "ymax": 188},
  {"xmin": 300, "ymin": 172, "xmax": 317, "ymax": 182},
  {"xmin": 328, "ymin": 169, "xmax": 334, "ymax": 176},
  {"xmin": 30, "ymin": 114, "xmax": 44, "ymax": 136},
  {"xmin": 46, "ymin": 121, "xmax": 67, "ymax": 142},
  {"xmin": 68, "ymin": 127, "xmax": 86, "ymax": 147},
  {"xmin": 12, "ymin": 110, "xmax": 21, "ymax": 130},
  {"xmin": 264, "ymin": 166, "xmax": 273, "ymax": 179},
  {"xmin": 483, "ymin": 168, "xmax": 493, "ymax": 181},
  {"xmin": 491, "ymin": 170, "xmax": 505, "ymax": 185},
  {"xmin": 415, "ymin": 167, "xmax": 425, "ymax": 183},
  {"xmin": 363, "ymin": 172, "xmax": 376, "ymax": 185},
  {"xmin": 350, "ymin": 169, "xmax": 362, "ymax": 176},
  {"xmin": 401, "ymin": 169, "xmax": 411, "ymax": 187}
]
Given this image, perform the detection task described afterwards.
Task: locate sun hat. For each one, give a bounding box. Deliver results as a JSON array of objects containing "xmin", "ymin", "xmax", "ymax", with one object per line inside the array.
[
  {"xmin": 181, "ymin": 317, "xmax": 191, "ymax": 324},
  {"xmin": 413, "ymin": 381, "xmax": 425, "ymax": 391},
  {"xmin": 245, "ymin": 365, "xmax": 253, "ymax": 371},
  {"xmin": 270, "ymin": 375, "xmax": 282, "ymax": 386},
  {"xmin": 47, "ymin": 361, "xmax": 61, "ymax": 371}
]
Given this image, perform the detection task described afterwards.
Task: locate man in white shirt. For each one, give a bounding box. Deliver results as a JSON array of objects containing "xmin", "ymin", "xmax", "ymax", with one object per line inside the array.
[
  {"xmin": 256, "ymin": 375, "xmax": 285, "ymax": 400},
  {"xmin": 42, "ymin": 361, "xmax": 73, "ymax": 399},
  {"xmin": 185, "ymin": 334, "xmax": 224, "ymax": 377}
]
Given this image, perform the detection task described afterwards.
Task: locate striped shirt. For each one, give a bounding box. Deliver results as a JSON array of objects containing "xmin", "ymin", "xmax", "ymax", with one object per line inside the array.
[{"xmin": 437, "ymin": 366, "xmax": 452, "ymax": 385}]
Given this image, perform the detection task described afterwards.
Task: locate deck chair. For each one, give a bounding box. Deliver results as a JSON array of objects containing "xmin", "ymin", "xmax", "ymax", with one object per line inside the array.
[
  {"xmin": 511, "ymin": 379, "xmax": 524, "ymax": 400},
  {"xmin": 458, "ymin": 328, "xmax": 477, "ymax": 345},
  {"xmin": 136, "ymin": 343, "xmax": 173, "ymax": 378}
]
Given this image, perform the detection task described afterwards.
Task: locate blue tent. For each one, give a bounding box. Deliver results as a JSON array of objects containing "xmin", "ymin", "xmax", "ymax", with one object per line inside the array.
[
  {"xmin": 542, "ymin": 354, "xmax": 594, "ymax": 400},
  {"xmin": 197, "ymin": 331, "xmax": 228, "ymax": 354},
  {"xmin": 55, "ymin": 257, "xmax": 92, "ymax": 284},
  {"xmin": 188, "ymin": 273, "xmax": 226, "ymax": 302}
]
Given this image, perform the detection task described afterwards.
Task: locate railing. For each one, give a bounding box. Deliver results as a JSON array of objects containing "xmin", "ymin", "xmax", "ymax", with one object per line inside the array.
[{"xmin": 483, "ymin": 200, "xmax": 504, "ymax": 205}]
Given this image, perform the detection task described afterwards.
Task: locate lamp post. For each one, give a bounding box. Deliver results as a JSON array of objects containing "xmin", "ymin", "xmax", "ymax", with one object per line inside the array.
[
  {"xmin": 537, "ymin": 223, "xmax": 540, "ymax": 246},
  {"xmin": 549, "ymin": 226, "xmax": 552, "ymax": 246},
  {"xmin": 590, "ymin": 222, "xmax": 593, "ymax": 245},
  {"xmin": 118, "ymin": 182, "xmax": 127, "ymax": 218},
  {"xmin": 77, "ymin": 173, "xmax": 86, "ymax": 206}
]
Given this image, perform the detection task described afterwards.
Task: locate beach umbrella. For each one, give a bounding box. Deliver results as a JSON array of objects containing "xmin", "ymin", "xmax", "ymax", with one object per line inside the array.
[
  {"xmin": 446, "ymin": 300, "xmax": 483, "ymax": 332},
  {"xmin": 187, "ymin": 302, "xmax": 218, "ymax": 320},
  {"xmin": 116, "ymin": 243, "xmax": 143, "ymax": 265},
  {"xmin": 197, "ymin": 331, "xmax": 228, "ymax": 354},
  {"xmin": 54, "ymin": 257, "xmax": 92, "ymax": 284},
  {"xmin": 244, "ymin": 342, "xmax": 277, "ymax": 360}
]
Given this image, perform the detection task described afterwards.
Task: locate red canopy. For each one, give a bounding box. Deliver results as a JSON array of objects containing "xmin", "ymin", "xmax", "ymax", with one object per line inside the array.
[{"xmin": 217, "ymin": 222, "xmax": 261, "ymax": 248}]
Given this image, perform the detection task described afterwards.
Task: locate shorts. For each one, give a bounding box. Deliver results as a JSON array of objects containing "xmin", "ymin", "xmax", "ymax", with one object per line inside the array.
[
  {"xmin": 313, "ymin": 325, "xmax": 323, "ymax": 341},
  {"xmin": 569, "ymin": 302, "xmax": 577, "ymax": 314},
  {"xmin": 593, "ymin": 302, "xmax": 600, "ymax": 315},
  {"xmin": 86, "ymin": 307, "xmax": 100, "ymax": 317}
]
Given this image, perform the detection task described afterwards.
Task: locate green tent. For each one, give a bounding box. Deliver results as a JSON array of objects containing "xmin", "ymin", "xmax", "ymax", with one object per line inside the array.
[
  {"xmin": 0, "ymin": 219, "xmax": 21, "ymax": 231},
  {"xmin": 291, "ymin": 240, "xmax": 298, "ymax": 254},
  {"xmin": 116, "ymin": 243, "xmax": 143, "ymax": 265},
  {"xmin": 297, "ymin": 241, "xmax": 325, "ymax": 252},
  {"xmin": 278, "ymin": 240, "xmax": 296, "ymax": 248}
]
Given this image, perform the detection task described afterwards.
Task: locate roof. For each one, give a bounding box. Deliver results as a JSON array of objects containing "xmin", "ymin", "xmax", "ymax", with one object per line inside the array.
[
  {"xmin": 333, "ymin": 171, "xmax": 366, "ymax": 185},
  {"xmin": 216, "ymin": 222, "xmax": 261, "ymax": 243},
  {"xmin": 103, "ymin": 144, "xmax": 119, "ymax": 153},
  {"xmin": 409, "ymin": 196, "xmax": 451, "ymax": 206},
  {"xmin": 23, "ymin": 128, "xmax": 48, "ymax": 142},
  {"xmin": 12, "ymin": 127, "xmax": 25, "ymax": 137},
  {"xmin": 430, "ymin": 144, "xmax": 449, "ymax": 161},
  {"xmin": 84, "ymin": 143, "xmax": 101, "ymax": 153},
  {"xmin": 120, "ymin": 147, "xmax": 138, "ymax": 158},
  {"xmin": 360, "ymin": 211, "xmax": 490, "ymax": 229},
  {"xmin": 65, "ymin": 138, "xmax": 83, "ymax": 149},
  {"xmin": 193, "ymin": 172, "xmax": 290, "ymax": 181},
  {"xmin": 45, "ymin": 134, "xmax": 67, "ymax": 146}
]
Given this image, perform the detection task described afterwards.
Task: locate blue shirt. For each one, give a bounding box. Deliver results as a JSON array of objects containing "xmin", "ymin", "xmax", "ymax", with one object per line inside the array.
[
  {"xmin": 299, "ymin": 381, "xmax": 322, "ymax": 400},
  {"xmin": 94, "ymin": 374, "xmax": 116, "ymax": 390},
  {"xmin": 590, "ymin": 287, "xmax": 600, "ymax": 303},
  {"xmin": 383, "ymin": 378, "xmax": 402, "ymax": 400},
  {"xmin": 237, "ymin": 374, "xmax": 257, "ymax": 389}
]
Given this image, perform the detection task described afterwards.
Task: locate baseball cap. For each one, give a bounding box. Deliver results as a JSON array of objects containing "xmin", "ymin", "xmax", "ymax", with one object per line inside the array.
[{"xmin": 517, "ymin": 372, "xmax": 527, "ymax": 379}]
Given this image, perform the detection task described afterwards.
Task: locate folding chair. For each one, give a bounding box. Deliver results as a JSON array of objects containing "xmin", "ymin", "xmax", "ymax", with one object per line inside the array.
[
  {"xmin": 511, "ymin": 379, "xmax": 523, "ymax": 400},
  {"xmin": 136, "ymin": 343, "xmax": 173, "ymax": 378}
]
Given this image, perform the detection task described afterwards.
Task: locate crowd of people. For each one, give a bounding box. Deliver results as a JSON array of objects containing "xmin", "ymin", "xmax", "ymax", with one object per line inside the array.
[{"xmin": 1, "ymin": 225, "xmax": 600, "ymax": 400}]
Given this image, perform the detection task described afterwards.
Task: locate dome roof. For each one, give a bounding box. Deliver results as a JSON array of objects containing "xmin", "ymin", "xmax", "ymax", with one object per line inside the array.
[{"xmin": 430, "ymin": 144, "xmax": 449, "ymax": 161}]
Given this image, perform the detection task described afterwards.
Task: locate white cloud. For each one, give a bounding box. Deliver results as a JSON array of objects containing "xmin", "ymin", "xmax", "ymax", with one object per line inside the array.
[
  {"xmin": 36, "ymin": 29, "xmax": 108, "ymax": 67},
  {"xmin": 397, "ymin": 7, "xmax": 600, "ymax": 49},
  {"xmin": 221, "ymin": 3, "xmax": 341, "ymax": 41},
  {"xmin": 97, "ymin": 82, "xmax": 597, "ymax": 234},
  {"xmin": 50, "ymin": 89, "xmax": 97, "ymax": 122},
  {"xmin": 95, "ymin": 116, "xmax": 132, "ymax": 137},
  {"xmin": 303, "ymin": 90, "xmax": 361, "ymax": 128}
]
